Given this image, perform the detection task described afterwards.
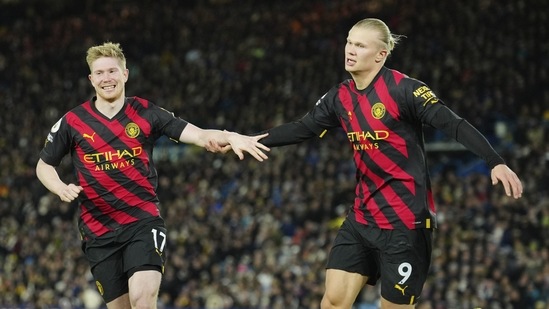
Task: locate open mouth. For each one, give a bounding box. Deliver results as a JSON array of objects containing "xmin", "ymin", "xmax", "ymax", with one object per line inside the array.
[{"xmin": 346, "ymin": 58, "xmax": 356, "ymax": 66}]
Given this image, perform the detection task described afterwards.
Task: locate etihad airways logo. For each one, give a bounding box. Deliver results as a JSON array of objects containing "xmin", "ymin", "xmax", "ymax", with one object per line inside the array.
[
  {"xmin": 83, "ymin": 147, "xmax": 142, "ymax": 171},
  {"xmin": 347, "ymin": 130, "xmax": 389, "ymax": 151}
]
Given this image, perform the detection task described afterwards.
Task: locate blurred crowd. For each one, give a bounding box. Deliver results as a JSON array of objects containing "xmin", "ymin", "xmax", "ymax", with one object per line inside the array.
[{"xmin": 0, "ymin": 0, "xmax": 548, "ymax": 308}]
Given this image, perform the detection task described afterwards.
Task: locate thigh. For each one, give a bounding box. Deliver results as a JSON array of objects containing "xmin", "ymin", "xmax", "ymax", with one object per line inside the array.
[
  {"xmin": 322, "ymin": 268, "xmax": 368, "ymax": 309},
  {"xmin": 378, "ymin": 229, "xmax": 433, "ymax": 305},
  {"xmin": 88, "ymin": 246, "xmax": 129, "ymax": 303},
  {"xmin": 326, "ymin": 219, "xmax": 380, "ymax": 285},
  {"xmin": 128, "ymin": 269, "xmax": 162, "ymax": 305}
]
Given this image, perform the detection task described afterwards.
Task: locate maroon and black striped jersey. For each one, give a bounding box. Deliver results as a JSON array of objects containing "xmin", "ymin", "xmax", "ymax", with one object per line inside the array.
[
  {"xmin": 261, "ymin": 67, "xmax": 504, "ymax": 229},
  {"xmin": 40, "ymin": 96, "xmax": 188, "ymax": 238},
  {"xmin": 307, "ymin": 67, "xmax": 442, "ymax": 230}
]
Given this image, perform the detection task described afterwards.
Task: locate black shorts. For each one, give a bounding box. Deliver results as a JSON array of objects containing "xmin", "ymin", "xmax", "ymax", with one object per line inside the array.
[
  {"xmin": 326, "ymin": 218, "xmax": 433, "ymax": 305},
  {"xmin": 81, "ymin": 217, "xmax": 167, "ymax": 303}
]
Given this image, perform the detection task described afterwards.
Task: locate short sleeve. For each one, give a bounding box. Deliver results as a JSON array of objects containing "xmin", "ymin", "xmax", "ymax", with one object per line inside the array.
[
  {"xmin": 39, "ymin": 115, "xmax": 72, "ymax": 166},
  {"xmin": 150, "ymin": 104, "xmax": 188, "ymax": 140}
]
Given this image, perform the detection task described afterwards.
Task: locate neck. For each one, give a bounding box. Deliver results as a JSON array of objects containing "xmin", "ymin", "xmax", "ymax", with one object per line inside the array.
[
  {"xmin": 351, "ymin": 67, "xmax": 382, "ymax": 90},
  {"xmin": 94, "ymin": 96, "xmax": 125, "ymax": 119}
]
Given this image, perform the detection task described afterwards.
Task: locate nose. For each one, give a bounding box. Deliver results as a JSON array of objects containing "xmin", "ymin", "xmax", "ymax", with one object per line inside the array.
[
  {"xmin": 346, "ymin": 44, "xmax": 356, "ymax": 55},
  {"xmin": 346, "ymin": 49, "xmax": 355, "ymax": 57}
]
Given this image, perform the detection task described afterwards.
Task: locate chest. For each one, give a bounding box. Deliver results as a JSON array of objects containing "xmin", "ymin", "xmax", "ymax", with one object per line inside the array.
[
  {"xmin": 336, "ymin": 91, "xmax": 401, "ymax": 132},
  {"xmin": 71, "ymin": 116, "xmax": 150, "ymax": 157}
]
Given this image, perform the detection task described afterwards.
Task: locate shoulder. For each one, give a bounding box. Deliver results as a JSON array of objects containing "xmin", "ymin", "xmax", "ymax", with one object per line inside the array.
[
  {"xmin": 382, "ymin": 67, "xmax": 416, "ymax": 86},
  {"xmin": 63, "ymin": 100, "xmax": 91, "ymax": 123},
  {"xmin": 125, "ymin": 97, "xmax": 171, "ymax": 117},
  {"xmin": 313, "ymin": 81, "xmax": 350, "ymax": 107},
  {"xmin": 384, "ymin": 67, "xmax": 408, "ymax": 80},
  {"xmin": 127, "ymin": 96, "xmax": 155, "ymax": 108},
  {"xmin": 383, "ymin": 68, "xmax": 429, "ymax": 93},
  {"xmin": 327, "ymin": 79, "xmax": 355, "ymax": 96},
  {"xmin": 339, "ymin": 79, "xmax": 355, "ymax": 90}
]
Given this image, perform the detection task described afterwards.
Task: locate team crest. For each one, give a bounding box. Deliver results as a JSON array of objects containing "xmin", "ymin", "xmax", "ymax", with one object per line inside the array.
[
  {"xmin": 371, "ymin": 102, "xmax": 385, "ymax": 119},
  {"xmin": 95, "ymin": 280, "xmax": 104, "ymax": 295},
  {"xmin": 125, "ymin": 122, "xmax": 140, "ymax": 138}
]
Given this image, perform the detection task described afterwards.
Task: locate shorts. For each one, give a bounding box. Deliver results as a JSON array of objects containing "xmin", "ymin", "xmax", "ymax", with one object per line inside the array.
[
  {"xmin": 81, "ymin": 217, "xmax": 167, "ymax": 303},
  {"xmin": 326, "ymin": 218, "xmax": 433, "ymax": 305}
]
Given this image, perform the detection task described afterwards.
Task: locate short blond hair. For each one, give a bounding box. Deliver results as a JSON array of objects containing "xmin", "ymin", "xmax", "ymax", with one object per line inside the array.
[
  {"xmin": 352, "ymin": 18, "xmax": 404, "ymax": 55},
  {"xmin": 86, "ymin": 42, "xmax": 126, "ymax": 71}
]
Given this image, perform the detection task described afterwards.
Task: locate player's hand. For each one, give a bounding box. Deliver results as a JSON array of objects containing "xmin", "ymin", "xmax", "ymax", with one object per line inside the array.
[
  {"xmin": 58, "ymin": 183, "xmax": 83, "ymax": 202},
  {"xmin": 491, "ymin": 164, "xmax": 523, "ymax": 199},
  {"xmin": 226, "ymin": 132, "xmax": 270, "ymax": 162},
  {"xmin": 205, "ymin": 140, "xmax": 231, "ymax": 154}
]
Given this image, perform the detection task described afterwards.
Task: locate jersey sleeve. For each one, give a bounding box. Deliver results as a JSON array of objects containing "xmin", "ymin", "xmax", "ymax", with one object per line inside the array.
[
  {"xmin": 150, "ymin": 104, "xmax": 188, "ymax": 140},
  {"xmin": 258, "ymin": 119, "xmax": 317, "ymax": 147},
  {"xmin": 398, "ymin": 78, "xmax": 447, "ymax": 125},
  {"xmin": 259, "ymin": 86, "xmax": 341, "ymax": 147},
  {"xmin": 39, "ymin": 115, "xmax": 73, "ymax": 166},
  {"xmin": 401, "ymin": 78, "xmax": 505, "ymax": 168},
  {"xmin": 306, "ymin": 86, "xmax": 342, "ymax": 129}
]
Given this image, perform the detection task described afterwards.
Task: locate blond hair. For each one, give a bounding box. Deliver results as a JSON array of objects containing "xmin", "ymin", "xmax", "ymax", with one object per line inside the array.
[
  {"xmin": 86, "ymin": 42, "xmax": 126, "ymax": 71},
  {"xmin": 352, "ymin": 18, "xmax": 404, "ymax": 55}
]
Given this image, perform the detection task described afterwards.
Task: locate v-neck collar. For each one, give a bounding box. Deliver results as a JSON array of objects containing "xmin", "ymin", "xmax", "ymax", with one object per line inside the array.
[
  {"xmin": 350, "ymin": 67, "xmax": 386, "ymax": 95},
  {"xmin": 90, "ymin": 96, "xmax": 129, "ymax": 121}
]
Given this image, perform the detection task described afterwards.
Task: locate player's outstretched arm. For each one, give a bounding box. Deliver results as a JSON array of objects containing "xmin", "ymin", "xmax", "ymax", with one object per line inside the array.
[
  {"xmin": 491, "ymin": 164, "xmax": 523, "ymax": 199},
  {"xmin": 36, "ymin": 159, "xmax": 83, "ymax": 202},
  {"xmin": 178, "ymin": 123, "xmax": 270, "ymax": 162}
]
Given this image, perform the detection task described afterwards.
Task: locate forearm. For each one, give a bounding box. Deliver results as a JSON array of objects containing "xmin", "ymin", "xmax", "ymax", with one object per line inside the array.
[
  {"xmin": 429, "ymin": 106, "xmax": 504, "ymax": 169},
  {"xmin": 454, "ymin": 120, "xmax": 505, "ymax": 169},
  {"xmin": 178, "ymin": 124, "xmax": 269, "ymax": 161},
  {"xmin": 259, "ymin": 121, "xmax": 319, "ymax": 147},
  {"xmin": 178, "ymin": 123, "xmax": 232, "ymax": 148}
]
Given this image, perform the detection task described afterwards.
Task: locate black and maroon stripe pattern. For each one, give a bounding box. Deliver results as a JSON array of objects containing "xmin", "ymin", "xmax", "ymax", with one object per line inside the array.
[
  {"xmin": 313, "ymin": 67, "xmax": 437, "ymax": 229},
  {"xmin": 40, "ymin": 97, "xmax": 187, "ymax": 238}
]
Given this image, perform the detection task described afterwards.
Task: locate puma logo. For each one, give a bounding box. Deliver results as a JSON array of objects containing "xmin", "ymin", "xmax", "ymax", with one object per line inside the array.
[
  {"xmin": 83, "ymin": 132, "xmax": 96, "ymax": 142},
  {"xmin": 394, "ymin": 284, "xmax": 408, "ymax": 295}
]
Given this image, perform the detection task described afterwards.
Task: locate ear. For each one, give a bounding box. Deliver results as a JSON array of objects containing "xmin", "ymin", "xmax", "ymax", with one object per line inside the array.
[
  {"xmin": 375, "ymin": 49, "xmax": 388, "ymax": 63},
  {"xmin": 123, "ymin": 68, "xmax": 129, "ymax": 82}
]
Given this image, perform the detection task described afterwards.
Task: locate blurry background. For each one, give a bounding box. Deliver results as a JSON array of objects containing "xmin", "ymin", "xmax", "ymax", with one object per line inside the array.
[{"xmin": 0, "ymin": 0, "xmax": 548, "ymax": 308}]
